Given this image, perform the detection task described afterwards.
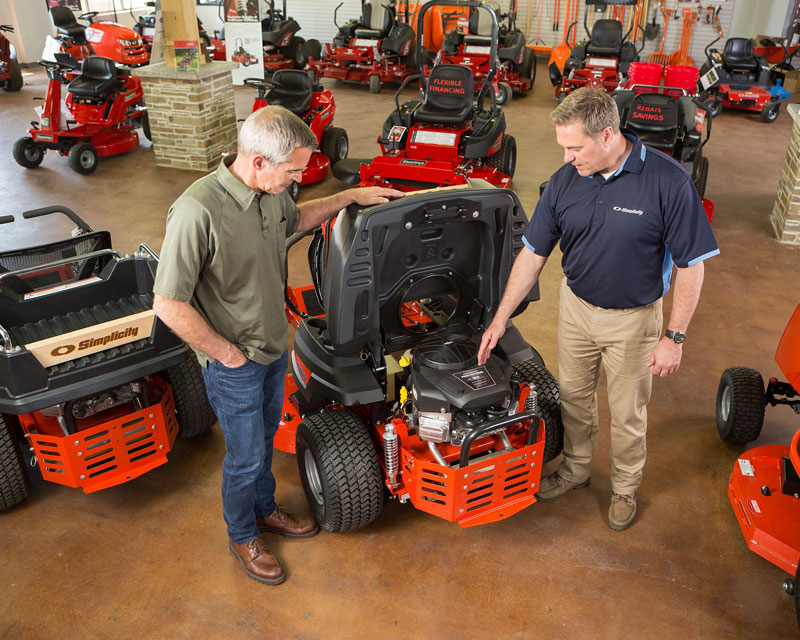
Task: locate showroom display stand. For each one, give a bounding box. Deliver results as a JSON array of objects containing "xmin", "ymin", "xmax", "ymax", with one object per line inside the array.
[
  {"xmin": 132, "ymin": 61, "xmax": 238, "ymax": 172},
  {"xmin": 771, "ymin": 103, "xmax": 800, "ymax": 245}
]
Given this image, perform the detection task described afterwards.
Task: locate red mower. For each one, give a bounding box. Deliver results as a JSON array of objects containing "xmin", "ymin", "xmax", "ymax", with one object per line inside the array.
[
  {"xmin": 699, "ymin": 36, "xmax": 783, "ymax": 123},
  {"xmin": 549, "ymin": 5, "xmax": 642, "ymax": 103},
  {"xmin": 230, "ymin": 37, "xmax": 259, "ymax": 67},
  {"xmin": 246, "ymin": 69, "xmax": 348, "ymax": 201},
  {"xmin": 50, "ymin": 6, "xmax": 149, "ymax": 68},
  {"xmin": 434, "ymin": 0, "xmax": 535, "ymax": 105},
  {"xmin": 0, "ymin": 24, "xmax": 22, "ymax": 92},
  {"xmin": 715, "ymin": 302, "xmax": 800, "ymax": 630},
  {"xmin": 277, "ymin": 184, "xmax": 562, "ymax": 531},
  {"xmin": 333, "ymin": 0, "xmax": 517, "ymax": 193},
  {"xmin": 310, "ymin": 0, "xmax": 416, "ymax": 94},
  {"xmin": 13, "ymin": 55, "xmax": 149, "ymax": 175}
]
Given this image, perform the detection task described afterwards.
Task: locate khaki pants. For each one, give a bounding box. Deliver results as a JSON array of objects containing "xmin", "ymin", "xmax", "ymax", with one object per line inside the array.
[{"xmin": 556, "ymin": 278, "xmax": 662, "ymax": 495}]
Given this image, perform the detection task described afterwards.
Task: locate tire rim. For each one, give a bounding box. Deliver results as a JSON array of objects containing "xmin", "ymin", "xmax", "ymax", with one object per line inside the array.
[
  {"xmin": 720, "ymin": 384, "xmax": 731, "ymax": 422},
  {"xmin": 304, "ymin": 449, "xmax": 324, "ymax": 506},
  {"xmin": 79, "ymin": 150, "xmax": 95, "ymax": 169},
  {"xmin": 24, "ymin": 146, "xmax": 41, "ymax": 162},
  {"xmin": 337, "ymin": 136, "xmax": 348, "ymax": 161}
]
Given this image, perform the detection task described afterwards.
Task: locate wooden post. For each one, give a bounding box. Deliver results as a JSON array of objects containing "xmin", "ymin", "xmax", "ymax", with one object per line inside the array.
[{"xmin": 160, "ymin": 0, "xmax": 205, "ymax": 66}]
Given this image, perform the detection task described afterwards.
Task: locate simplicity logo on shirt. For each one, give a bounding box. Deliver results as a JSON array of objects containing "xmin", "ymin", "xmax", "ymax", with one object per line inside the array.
[{"xmin": 612, "ymin": 205, "xmax": 644, "ymax": 216}]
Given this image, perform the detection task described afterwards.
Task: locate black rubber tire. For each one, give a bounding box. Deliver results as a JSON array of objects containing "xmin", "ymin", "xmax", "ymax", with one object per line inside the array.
[
  {"xmin": 486, "ymin": 133, "xmax": 516, "ymax": 179},
  {"xmin": 705, "ymin": 96, "xmax": 722, "ymax": 119},
  {"xmin": 200, "ymin": 31, "xmax": 211, "ymax": 48},
  {"xmin": 141, "ymin": 111, "xmax": 151, "ymax": 142},
  {"xmin": 693, "ymin": 155, "xmax": 709, "ymax": 198},
  {"xmin": 512, "ymin": 360, "xmax": 564, "ymax": 463},
  {"xmin": 369, "ymin": 73, "xmax": 381, "ymax": 94},
  {"xmin": 795, "ymin": 564, "xmax": 800, "ymax": 630},
  {"xmin": 286, "ymin": 36, "xmax": 307, "ymax": 69},
  {"xmin": 0, "ymin": 414, "xmax": 29, "ymax": 510},
  {"xmin": 495, "ymin": 81, "xmax": 512, "ymax": 105},
  {"xmin": 13, "ymin": 137, "xmax": 44, "ymax": 168},
  {"xmin": 517, "ymin": 47, "xmax": 536, "ymax": 90},
  {"xmin": 296, "ymin": 409, "xmax": 384, "ymax": 532},
  {"xmin": 287, "ymin": 180, "xmax": 300, "ymax": 202},
  {"xmin": 715, "ymin": 367, "xmax": 766, "ymax": 443},
  {"xmin": 400, "ymin": 40, "xmax": 416, "ymax": 69},
  {"xmin": 305, "ymin": 38, "xmax": 322, "ymax": 61},
  {"xmin": 162, "ymin": 354, "xmax": 217, "ymax": 439},
  {"xmin": 557, "ymin": 90, "xmax": 569, "ymax": 104},
  {"xmin": 68, "ymin": 142, "xmax": 99, "ymax": 175},
  {"xmin": 761, "ymin": 101, "xmax": 780, "ymax": 123},
  {"xmin": 4, "ymin": 59, "xmax": 23, "ymax": 91},
  {"xmin": 768, "ymin": 61, "xmax": 793, "ymax": 87},
  {"xmin": 322, "ymin": 126, "xmax": 348, "ymax": 165}
]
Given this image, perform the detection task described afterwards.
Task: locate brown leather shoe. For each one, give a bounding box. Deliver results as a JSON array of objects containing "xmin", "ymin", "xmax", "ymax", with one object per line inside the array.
[
  {"xmin": 228, "ymin": 537, "xmax": 285, "ymax": 585},
  {"xmin": 256, "ymin": 506, "xmax": 319, "ymax": 538}
]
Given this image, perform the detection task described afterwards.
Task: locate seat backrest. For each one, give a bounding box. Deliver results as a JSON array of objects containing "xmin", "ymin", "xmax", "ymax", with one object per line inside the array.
[
  {"xmin": 468, "ymin": 2, "xmax": 499, "ymax": 36},
  {"xmin": 723, "ymin": 37, "xmax": 754, "ymax": 60},
  {"xmin": 50, "ymin": 6, "xmax": 80, "ymax": 29},
  {"xmin": 80, "ymin": 56, "xmax": 117, "ymax": 82},
  {"xmin": 363, "ymin": 2, "xmax": 393, "ymax": 33},
  {"xmin": 424, "ymin": 64, "xmax": 474, "ymax": 113},
  {"xmin": 271, "ymin": 69, "xmax": 313, "ymax": 95},
  {"xmin": 588, "ymin": 19, "xmax": 622, "ymax": 52}
]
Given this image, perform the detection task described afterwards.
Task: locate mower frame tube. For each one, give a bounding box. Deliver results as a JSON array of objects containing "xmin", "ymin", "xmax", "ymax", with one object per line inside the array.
[{"xmin": 458, "ymin": 409, "xmax": 539, "ymax": 467}]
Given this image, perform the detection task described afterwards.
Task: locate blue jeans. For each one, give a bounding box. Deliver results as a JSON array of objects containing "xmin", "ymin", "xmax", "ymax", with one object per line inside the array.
[{"xmin": 201, "ymin": 351, "xmax": 288, "ymax": 544}]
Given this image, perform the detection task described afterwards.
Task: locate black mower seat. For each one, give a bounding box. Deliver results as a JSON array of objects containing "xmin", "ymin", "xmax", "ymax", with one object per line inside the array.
[
  {"xmin": 722, "ymin": 38, "xmax": 759, "ymax": 73},
  {"xmin": 266, "ymin": 70, "xmax": 313, "ymax": 117},
  {"xmin": 50, "ymin": 6, "xmax": 87, "ymax": 44},
  {"xmin": 68, "ymin": 56, "xmax": 120, "ymax": 101},
  {"xmin": 262, "ymin": 18, "xmax": 299, "ymax": 46},
  {"xmin": 587, "ymin": 19, "xmax": 623, "ymax": 57},
  {"xmin": 415, "ymin": 64, "xmax": 474, "ymax": 125},
  {"xmin": 622, "ymin": 93, "xmax": 678, "ymax": 151},
  {"xmin": 354, "ymin": 2, "xmax": 393, "ymax": 39}
]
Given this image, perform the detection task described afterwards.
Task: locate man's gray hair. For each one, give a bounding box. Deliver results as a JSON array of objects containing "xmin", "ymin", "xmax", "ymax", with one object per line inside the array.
[
  {"xmin": 550, "ymin": 87, "xmax": 620, "ymax": 139},
  {"xmin": 238, "ymin": 105, "xmax": 318, "ymax": 165}
]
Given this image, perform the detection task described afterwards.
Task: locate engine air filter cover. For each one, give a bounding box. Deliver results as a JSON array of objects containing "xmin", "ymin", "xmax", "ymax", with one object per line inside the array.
[{"xmin": 413, "ymin": 335, "xmax": 478, "ymax": 371}]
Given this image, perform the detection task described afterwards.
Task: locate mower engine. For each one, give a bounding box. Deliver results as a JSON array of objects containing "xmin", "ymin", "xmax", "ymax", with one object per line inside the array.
[{"xmin": 409, "ymin": 336, "xmax": 517, "ymax": 446}]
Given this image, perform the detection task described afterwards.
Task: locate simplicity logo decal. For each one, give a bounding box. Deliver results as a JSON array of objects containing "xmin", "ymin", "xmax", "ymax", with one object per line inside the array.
[{"xmin": 612, "ymin": 205, "xmax": 644, "ymax": 216}]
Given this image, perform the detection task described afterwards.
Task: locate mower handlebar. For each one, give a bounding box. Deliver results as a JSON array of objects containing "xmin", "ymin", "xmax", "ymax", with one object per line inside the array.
[
  {"xmin": 22, "ymin": 206, "xmax": 93, "ymax": 233},
  {"xmin": 457, "ymin": 409, "xmax": 540, "ymax": 468},
  {"xmin": 0, "ymin": 25, "xmax": 13, "ymax": 33},
  {"xmin": 0, "ymin": 215, "xmax": 14, "ymax": 225},
  {"xmin": 78, "ymin": 11, "xmax": 99, "ymax": 24}
]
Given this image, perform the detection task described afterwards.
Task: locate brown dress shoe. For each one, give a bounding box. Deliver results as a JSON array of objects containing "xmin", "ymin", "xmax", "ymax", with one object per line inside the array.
[
  {"xmin": 229, "ymin": 537, "xmax": 285, "ymax": 585},
  {"xmin": 256, "ymin": 506, "xmax": 319, "ymax": 538}
]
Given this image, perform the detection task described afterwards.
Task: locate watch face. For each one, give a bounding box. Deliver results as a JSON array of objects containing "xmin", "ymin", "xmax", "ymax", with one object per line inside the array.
[{"xmin": 667, "ymin": 330, "xmax": 685, "ymax": 344}]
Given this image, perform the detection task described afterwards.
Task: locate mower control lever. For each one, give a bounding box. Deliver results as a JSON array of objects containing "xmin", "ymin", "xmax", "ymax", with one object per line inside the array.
[{"xmin": 23, "ymin": 205, "xmax": 93, "ymax": 233}]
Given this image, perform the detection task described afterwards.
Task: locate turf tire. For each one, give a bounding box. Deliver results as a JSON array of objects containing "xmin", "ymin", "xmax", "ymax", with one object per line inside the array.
[
  {"xmin": 693, "ymin": 155, "xmax": 709, "ymax": 198},
  {"xmin": 68, "ymin": 142, "xmax": 98, "ymax": 175},
  {"xmin": 162, "ymin": 355, "xmax": 217, "ymax": 438},
  {"xmin": 0, "ymin": 414, "xmax": 29, "ymax": 510},
  {"xmin": 513, "ymin": 359, "xmax": 564, "ymax": 463},
  {"xmin": 486, "ymin": 133, "xmax": 516, "ymax": 179},
  {"xmin": 322, "ymin": 126, "xmax": 349, "ymax": 165},
  {"xmin": 4, "ymin": 59, "xmax": 22, "ymax": 91},
  {"xmin": 13, "ymin": 137, "xmax": 44, "ymax": 168},
  {"xmin": 715, "ymin": 367, "xmax": 765, "ymax": 443}
]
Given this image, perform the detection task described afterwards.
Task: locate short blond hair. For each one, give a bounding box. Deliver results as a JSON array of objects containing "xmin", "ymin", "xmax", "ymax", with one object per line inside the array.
[{"xmin": 550, "ymin": 87, "xmax": 620, "ymax": 139}]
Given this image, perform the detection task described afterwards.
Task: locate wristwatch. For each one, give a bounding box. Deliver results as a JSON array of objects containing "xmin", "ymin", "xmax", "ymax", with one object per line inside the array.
[{"xmin": 665, "ymin": 329, "xmax": 686, "ymax": 344}]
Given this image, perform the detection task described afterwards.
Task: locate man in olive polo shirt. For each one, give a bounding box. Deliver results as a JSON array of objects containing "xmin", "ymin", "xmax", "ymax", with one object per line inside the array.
[{"xmin": 152, "ymin": 105, "xmax": 401, "ymax": 585}]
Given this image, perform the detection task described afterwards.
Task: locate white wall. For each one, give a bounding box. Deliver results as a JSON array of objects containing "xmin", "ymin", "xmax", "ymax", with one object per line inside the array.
[
  {"xmin": 7, "ymin": 0, "xmax": 52, "ymax": 64},
  {"xmin": 729, "ymin": 0, "xmax": 793, "ymax": 39}
]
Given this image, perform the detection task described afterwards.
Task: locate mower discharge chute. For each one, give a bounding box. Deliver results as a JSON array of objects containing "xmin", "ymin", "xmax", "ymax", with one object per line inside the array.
[
  {"xmin": 310, "ymin": 0, "xmax": 416, "ymax": 94},
  {"xmin": 277, "ymin": 184, "xmax": 564, "ymax": 532},
  {"xmin": 715, "ymin": 303, "xmax": 800, "ymax": 631},
  {"xmin": 0, "ymin": 208, "xmax": 216, "ymax": 511},
  {"xmin": 435, "ymin": 0, "xmax": 535, "ymax": 104},
  {"xmin": 246, "ymin": 69, "xmax": 348, "ymax": 201},
  {"xmin": 333, "ymin": 0, "xmax": 517, "ymax": 193},
  {"xmin": 50, "ymin": 7, "xmax": 149, "ymax": 68}
]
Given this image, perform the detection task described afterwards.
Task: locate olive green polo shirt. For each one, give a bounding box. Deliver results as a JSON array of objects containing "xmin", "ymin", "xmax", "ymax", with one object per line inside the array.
[{"xmin": 153, "ymin": 154, "xmax": 300, "ymax": 367}]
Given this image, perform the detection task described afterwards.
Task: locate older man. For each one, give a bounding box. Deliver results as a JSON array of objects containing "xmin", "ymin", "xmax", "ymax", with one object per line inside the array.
[
  {"xmin": 478, "ymin": 88, "xmax": 718, "ymax": 531},
  {"xmin": 153, "ymin": 106, "xmax": 402, "ymax": 584}
]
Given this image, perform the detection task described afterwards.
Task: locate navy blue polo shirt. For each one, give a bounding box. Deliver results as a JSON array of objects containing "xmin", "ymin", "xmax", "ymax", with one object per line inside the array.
[{"xmin": 524, "ymin": 134, "xmax": 719, "ymax": 309}]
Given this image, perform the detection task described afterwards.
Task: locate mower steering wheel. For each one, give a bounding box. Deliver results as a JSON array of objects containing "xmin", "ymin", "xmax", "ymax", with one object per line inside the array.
[
  {"xmin": 244, "ymin": 77, "xmax": 278, "ymax": 89},
  {"xmin": 78, "ymin": 11, "xmax": 99, "ymax": 24}
]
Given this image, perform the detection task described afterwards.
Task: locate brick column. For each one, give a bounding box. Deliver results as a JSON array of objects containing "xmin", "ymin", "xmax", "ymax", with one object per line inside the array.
[
  {"xmin": 770, "ymin": 103, "xmax": 800, "ymax": 244},
  {"xmin": 132, "ymin": 61, "xmax": 238, "ymax": 172}
]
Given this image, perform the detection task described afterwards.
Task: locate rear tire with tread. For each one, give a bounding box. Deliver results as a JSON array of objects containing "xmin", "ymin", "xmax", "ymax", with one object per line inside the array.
[
  {"xmin": 13, "ymin": 137, "xmax": 44, "ymax": 168},
  {"xmin": 512, "ymin": 360, "xmax": 564, "ymax": 463},
  {"xmin": 0, "ymin": 414, "xmax": 29, "ymax": 510},
  {"xmin": 517, "ymin": 47, "xmax": 536, "ymax": 90},
  {"xmin": 715, "ymin": 367, "xmax": 765, "ymax": 443},
  {"xmin": 296, "ymin": 409, "xmax": 384, "ymax": 532},
  {"xmin": 369, "ymin": 74, "xmax": 381, "ymax": 94},
  {"xmin": 322, "ymin": 126, "xmax": 348, "ymax": 164},
  {"xmin": 693, "ymin": 155, "xmax": 709, "ymax": 198},
  {"xmin": 4, "ymin": 59, "xmax": 23, "ymax": 91},
  {"xmin": 761, "ymin": 101, "xmax": 780, "ymax": 123},
  {"xmin": 486, "ymin": 133, "xmax": 516, "ymax": 179},
  {"xmin": 68, "ymin": 142, "xmax": 98, "ymax": 175},
  {"xmin": 162, "ymin": 354, "xmax": 217, "ymax": 438}
]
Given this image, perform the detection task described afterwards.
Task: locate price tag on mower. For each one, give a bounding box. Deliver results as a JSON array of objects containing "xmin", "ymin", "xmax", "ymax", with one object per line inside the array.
[
  {"xmin": 412, "ymin": 129, "xmax": 457, "ymax": 146},
  {"xmin": 738, "ymin": 458, "xmax": 755, "ymax": 477},
  {"xmin": 587, "ymin": 57, "xmax": 617, "ymax": 68},
  {"xmin": 699, "ymin": 67, "xmax": 719, "ymax": 91},
  {"xmin": 353, "ymin": 38, "xmax": 378, "ymax": 48},
  {"xmin": 464, "ymin": 45, "xmax": 491, "ymax": 55}
]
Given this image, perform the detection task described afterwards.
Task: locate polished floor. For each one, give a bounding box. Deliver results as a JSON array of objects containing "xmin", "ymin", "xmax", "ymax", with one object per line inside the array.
[{"xmin": 1, "ymin": 64, "xmax": 799, "ymax": 639}]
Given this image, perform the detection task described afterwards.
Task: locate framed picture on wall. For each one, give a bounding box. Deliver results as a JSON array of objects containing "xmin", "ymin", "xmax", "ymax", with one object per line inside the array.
[{"xmin": 46, "ymin": 0, "xmax": 81, "ymax": 9}]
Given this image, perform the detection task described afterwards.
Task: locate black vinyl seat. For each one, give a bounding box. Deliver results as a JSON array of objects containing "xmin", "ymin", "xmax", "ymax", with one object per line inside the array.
[
  {"xmin": 354, "ymin": 2, "xmax": 393, "ymax": 39},
  {"xmin": 50, "ymin": 6, "xmax": 88, "ymax": 44},
  {"xmin": 415, "ymin": 65, "xmax": 474, "ymax": 125},
  {"xmin": 722, "ymin": 38, "xmax": 760, "ymax": 73},
  {"xmin": 266, "ymin": 70, "xmax": 313, "ymax": 116},
  {"xmin": 68, "ymin": 57, "xmax": 120, "ymax": 101},
  {"xmin": 586, "ymin": 19, "xmax": 623, "ymax": 57}
]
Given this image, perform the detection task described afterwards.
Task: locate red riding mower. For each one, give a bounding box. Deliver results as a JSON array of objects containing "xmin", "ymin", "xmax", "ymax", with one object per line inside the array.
[
  {"xmin": 0, "ymin": 206, "xmax": 216, "ymax": 511},
  {"xmin": 0, "ymin": 24, "xmax": 22, "ymax": 92},
  {"xmin": 333, "ymin": 0, "xmax": 517, "ymax": 193},
  {"xmin": 50, "ymin": 6, "xmax": 149, "ymax": 68},
  {"xmin": 231, "ymin": 37, "xmax": 258, "ymax": 67},
  {"xmin": 699, "ymin": 36, "xmax": 784, "ymax": 123},
  {"xmin": 277, "ymin": 184, "xmax": 563, "ymax": 531},
  {"xmin": 260, "ymin": 0, "xmax": 321, "ymax": 73},
  {"xmin": 715, "ymin": 302, "xmax": 800, "ymax": 630},
  {"xmin": 310, "ymin": 0, "xmax": 416, "ymax": 94},
  {"xmin": 435, "ymin": 0, "xmax": 535, "ymax": 105},
  {"xmin": 549, "ymin": 2, "xmax": 642, "ymax": 103},
  {"xmin": 613, "ymin": 63, "xmax": 715, "ymax": 203},
  {"xmin": 246, "ymin": 69, "xmax": 349, "ymax": 201},
  {"xmin": 13, "ymin": 55, "xmax": 149, "ymax": 175}
]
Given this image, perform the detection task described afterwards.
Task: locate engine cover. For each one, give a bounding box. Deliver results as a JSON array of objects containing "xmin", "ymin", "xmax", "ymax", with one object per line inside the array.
[{"xmin": 410, "ymin": 335, "xmax": 512, "ymax": 413}]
